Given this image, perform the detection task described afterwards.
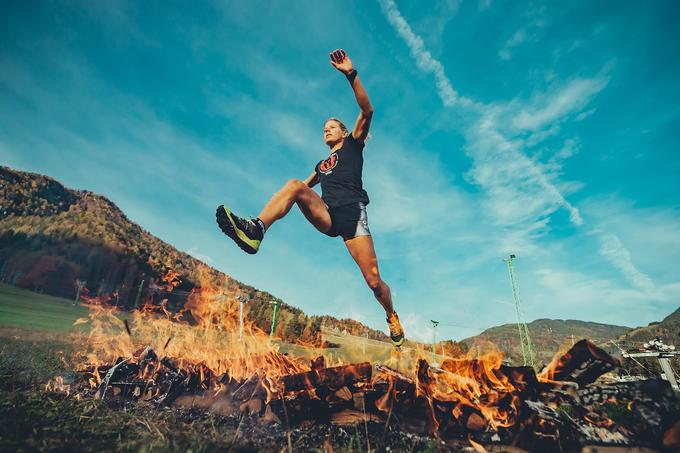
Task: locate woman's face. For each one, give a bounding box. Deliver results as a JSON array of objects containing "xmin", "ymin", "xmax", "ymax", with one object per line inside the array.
[{"xmin": 323, "ymin": 120, "xmax": 346, "ymax": 146}]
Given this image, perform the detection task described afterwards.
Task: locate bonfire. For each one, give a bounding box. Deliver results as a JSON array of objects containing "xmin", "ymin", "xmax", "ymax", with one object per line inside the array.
[{"xmin": 48, "ymin": 272, "xmax": 679, "ymax": 452}]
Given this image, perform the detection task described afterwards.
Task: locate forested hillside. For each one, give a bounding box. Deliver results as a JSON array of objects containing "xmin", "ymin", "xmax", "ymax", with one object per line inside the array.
[{"xmin": 0, "ymin": 166, "xmax": 389, "ymax": 345}]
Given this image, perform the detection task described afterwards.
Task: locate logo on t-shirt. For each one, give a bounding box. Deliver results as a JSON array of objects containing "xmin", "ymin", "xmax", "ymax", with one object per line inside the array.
[{"xmin": 319, "ymin": 153, "xmax": 338, "ymax": 175}]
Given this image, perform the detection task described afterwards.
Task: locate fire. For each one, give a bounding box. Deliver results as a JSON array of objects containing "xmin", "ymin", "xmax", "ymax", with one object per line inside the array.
[
  {"xmin": 45, "ymin": 376, "xmax": 71, "ymax": 396},
  {"xmin": 76, "ymin": 269, "xmax": 309, "ymax": 399},
  {"xmin": 371, "ymin": 343, "xmax": 526, "ymax": 433},
  {"xmin": 424, "ymin": 346, "xmax": 520, "ymax": 430},
  {"xmin": 72, "ymin": 268, "xmax": 627, "ymax": 440},
  {"xmin": 77, "ymin": 269, "xmax": 525, "ymax": 433}
]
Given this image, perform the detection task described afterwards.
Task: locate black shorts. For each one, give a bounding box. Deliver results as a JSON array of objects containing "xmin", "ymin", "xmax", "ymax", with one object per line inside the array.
[{"xmin": 324, "ymin": 202, "xmax": 371, "ymax": 240}]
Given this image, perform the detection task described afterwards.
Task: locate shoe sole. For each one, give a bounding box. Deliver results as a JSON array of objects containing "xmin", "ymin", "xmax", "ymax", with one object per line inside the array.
[
  {"xmin": 391, "ymin": 336, "xmax": 404, "ymax": 347},
  {"xmin": 216, "ymin": 205, "xmax": 260, "ymax": 254}
]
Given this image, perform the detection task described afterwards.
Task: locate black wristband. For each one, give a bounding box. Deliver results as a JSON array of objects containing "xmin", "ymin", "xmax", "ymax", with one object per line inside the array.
[{"xmin": 345, "ymin": 69, "xmax": 357, "ymax": 83}]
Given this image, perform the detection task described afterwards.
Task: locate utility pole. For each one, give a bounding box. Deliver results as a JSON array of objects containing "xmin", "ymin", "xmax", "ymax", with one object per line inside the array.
[
  {"xmin": 431, "ymin": 320, "xmax": 439, "ymax": 365},
  {"xmin": 503, "ymin": 254, "xmax": 536, "ymax": 368},
  {"xmin": 133, "ymin": 280, "xmax": 145, "ymax": 308},
  {"xmin": 74, "ymin": 279, "xmax": 86, "ymax": 306},
  {"xmin": 269, "ymin": 300, "xmax": 281, "ymax": 339},
  {"xmin": 236, "ymin": 294, "xmax": 249, "ymax": 341}
]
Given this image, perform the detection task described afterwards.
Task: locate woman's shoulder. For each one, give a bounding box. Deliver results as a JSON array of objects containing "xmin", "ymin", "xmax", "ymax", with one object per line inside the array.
[{"xmin": 344, "ymin": 133, "xmax": 365, "ymax": 151}]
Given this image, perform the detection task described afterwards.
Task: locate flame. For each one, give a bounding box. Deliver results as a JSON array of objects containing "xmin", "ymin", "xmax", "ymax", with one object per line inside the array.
[
  {"xmin": 372, "ymin": 343, "xmax": 524, "ymax": 433},
  {"xmin": 161, "ymin": 271, "xmax": 181, "ymax": 291},
  {"xmin": 77, "ymin": 268, "xmax": 308, "ymax": 399},
  {"xmin": 45, "ymin": 376, "xmax": 70, "ymax": 396},
  {"xmin": 74, "ymin": 268, "xmax": 548, "ymax": 434},
  {"xmin": 430, "ymin": 347, "xmax": 519, "ymax": 429}
]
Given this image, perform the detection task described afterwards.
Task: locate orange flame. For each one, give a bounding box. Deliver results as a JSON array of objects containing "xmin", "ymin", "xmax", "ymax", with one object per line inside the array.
[{"xmin": 77, "ymin": 269, "xmax": 308, "ymax": 398}]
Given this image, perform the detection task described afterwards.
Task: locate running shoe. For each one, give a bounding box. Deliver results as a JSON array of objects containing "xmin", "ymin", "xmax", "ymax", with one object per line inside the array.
[
  {"xmin": 386, "ymin": 311, "xmax": 405, "ymax": 347},
  {"xmin": 216, "ymin": 205, "xmax": 263, "ymax": 254}
]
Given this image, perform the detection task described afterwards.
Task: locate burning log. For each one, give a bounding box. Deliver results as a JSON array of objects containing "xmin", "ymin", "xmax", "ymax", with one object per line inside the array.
[
  {"xmin": 97, "ymin": 358, "xmax": 137, "ymax": 399},
  {"xmin": 232, "ymin": 371, "xmax": 266, "ymax": 404},
  {"xmin": 539, "ymin": 339, "xmax": 620, "ymax": 386},
  {"xmin": 330, "ymin": 409, "xmax": 382, "ymax": 425},
  {"xmin": 280, "ymin": 362, "xmax": 372, "ymax": 392},
  {"xmin": 499, "ymin": 365, "xmax": 540, "ymax": 394}
]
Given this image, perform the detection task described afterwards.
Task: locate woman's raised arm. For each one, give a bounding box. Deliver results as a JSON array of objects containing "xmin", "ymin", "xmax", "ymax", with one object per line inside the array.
[{"xmin": 329, "ymin": 49, "xmax": 373, "ymax": 144}]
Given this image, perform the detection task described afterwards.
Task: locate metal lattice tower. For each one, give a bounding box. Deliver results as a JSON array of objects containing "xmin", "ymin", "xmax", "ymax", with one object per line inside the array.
[{"xmin": 503, "ymin": 254, "xmax": 536, "ymax": 368}]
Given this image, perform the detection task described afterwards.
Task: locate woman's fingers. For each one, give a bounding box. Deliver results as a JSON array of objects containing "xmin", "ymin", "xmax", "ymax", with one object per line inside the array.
[{"xmin": 330, "ymin": 49, "xmax": 346, "ymax": 63}]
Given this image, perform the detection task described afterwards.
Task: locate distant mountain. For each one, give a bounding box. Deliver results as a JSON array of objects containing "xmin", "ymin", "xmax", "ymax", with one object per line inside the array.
[
  {"xmin": 0, "ymin": 165, "xmax": 389, "ymax": 345},
  {"xmin": 460, "ymin": 318, "xmax": 631, "ymax": 365},
  {"xmin": 619, "ymin": 307, "xmax": 680, "ymax": 347}
]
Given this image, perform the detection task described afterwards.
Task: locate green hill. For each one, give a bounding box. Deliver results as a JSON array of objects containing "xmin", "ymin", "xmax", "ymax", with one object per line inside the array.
[{"xmin": 460, "ymin": 318, "xmax": 631, "ymax": 365}]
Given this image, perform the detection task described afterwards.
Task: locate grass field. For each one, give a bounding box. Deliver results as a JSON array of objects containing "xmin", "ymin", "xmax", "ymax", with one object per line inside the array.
[
  {"xmin": 321, "ymin": 327, "xmax": 447, "ymax": 372},
  {"xmin": 0, "ymin": 284, "xmax": 92, "ymax": 333},
  {"xmin": 0, "ymin": 284, "xmax": 424, "ymax": 371}
]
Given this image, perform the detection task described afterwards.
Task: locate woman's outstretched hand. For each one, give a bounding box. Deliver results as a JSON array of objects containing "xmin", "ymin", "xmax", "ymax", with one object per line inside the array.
[{"xmin": 329, "ymin": 49, "xmax": 354, "ymax": 75}]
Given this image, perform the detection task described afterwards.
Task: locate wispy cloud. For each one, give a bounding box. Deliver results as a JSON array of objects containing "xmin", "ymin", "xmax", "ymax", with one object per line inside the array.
[
  {"xmin": 499, "ymin": 29, "xmax": 527, "ymax": 61},
  {"xmin": 497, "ymin": 7, "xmax": 547, "ymax": 61},
  {"xmin": 532, "ymin": 266, "xmax": 674, "ymax": 326},
  {"xmin": 413, "ymin": 0, "xmax": 462, "ymax": 48},
  {"xmin": 597, "ymin": 233, "xmax": 656, "ymax": 292},
  {"xmin": 464, "ymin": 107, "xmax": 586, "ymax": 230},
  {"xmin": 512, "ymin": 77, "xmax": 610, "ymax": 131},
  {"xmin": 377, "ymin": 0, "xmax": 458, "ymax": 107}
]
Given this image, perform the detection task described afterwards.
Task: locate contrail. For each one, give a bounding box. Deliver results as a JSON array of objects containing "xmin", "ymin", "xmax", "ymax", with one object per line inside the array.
[{"xmin": 378, "ymin": 0, "xmax": 458, "ymax": 107}]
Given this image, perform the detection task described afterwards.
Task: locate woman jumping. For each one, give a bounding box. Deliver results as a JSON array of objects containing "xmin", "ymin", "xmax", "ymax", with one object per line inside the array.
[{"xmin": 216, "ymin": 49, "xmax": 404, "ymax": 347}]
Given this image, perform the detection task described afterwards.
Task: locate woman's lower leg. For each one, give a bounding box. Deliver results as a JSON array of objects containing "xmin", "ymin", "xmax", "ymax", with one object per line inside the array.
[
  {"xmin": 373, "ymin": 280, "xmax": 395, "ymax": 316},
  {"xmin": 257, "ymin": 180, "xmax": 303, "ymax": 230}
]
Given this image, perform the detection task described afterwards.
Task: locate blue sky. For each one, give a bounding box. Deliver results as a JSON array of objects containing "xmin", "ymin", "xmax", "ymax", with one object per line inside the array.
[{"xmin": 1, "ymin": 0, "xmax": 679, "ymax": 342}]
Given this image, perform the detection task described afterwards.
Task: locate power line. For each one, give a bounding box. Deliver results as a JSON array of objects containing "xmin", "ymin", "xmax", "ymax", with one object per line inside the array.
[{"xmin": 436, "ymin": 323, "xmax": 486, "ymax": 331}]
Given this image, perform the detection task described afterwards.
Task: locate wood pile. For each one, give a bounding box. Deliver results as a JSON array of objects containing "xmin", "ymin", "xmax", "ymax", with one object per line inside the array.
[{"xmin": 76, "ymin": 339, "xmax": 680, "ymax": 451}]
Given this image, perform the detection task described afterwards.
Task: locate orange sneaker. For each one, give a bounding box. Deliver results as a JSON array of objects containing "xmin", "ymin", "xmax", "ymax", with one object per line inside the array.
[{"xmin": 386, "ymin": 312, "xmax": 405, "ymax": 347}]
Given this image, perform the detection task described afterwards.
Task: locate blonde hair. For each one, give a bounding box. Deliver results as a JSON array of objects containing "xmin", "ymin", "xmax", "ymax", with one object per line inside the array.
[
  {"xmin": 324, "ymin": 117, "xmax": 348, "ymax": 133},
  {"xmin": 324, "ymin": 117, "xmax": 371, "ymax": 142}
]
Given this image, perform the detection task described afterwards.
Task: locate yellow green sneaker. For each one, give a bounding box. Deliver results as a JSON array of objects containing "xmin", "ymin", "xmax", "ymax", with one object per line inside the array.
[
  {"xmin": 387, "ymin": 311, "xmax": 405, "ymax": 347},
  {"xmin": 215, "ymin": 205, "xmax": 263, "ymax": 254}
]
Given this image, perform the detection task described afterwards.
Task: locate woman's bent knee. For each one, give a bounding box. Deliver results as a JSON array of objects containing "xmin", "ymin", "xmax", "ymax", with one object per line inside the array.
[
  {"xmin": 284, "ymin": 179, "xmax": 306, "ymax": 196},
  {"xmin": 365, "ymin": 276, "xmax": 382, "ymax": 292}
]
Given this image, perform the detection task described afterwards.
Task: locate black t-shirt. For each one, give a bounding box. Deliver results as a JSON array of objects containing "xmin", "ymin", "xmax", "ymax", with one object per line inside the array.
[{"xmin": 314, "ymin": 133, "xmax": 370, "ymax": 208}]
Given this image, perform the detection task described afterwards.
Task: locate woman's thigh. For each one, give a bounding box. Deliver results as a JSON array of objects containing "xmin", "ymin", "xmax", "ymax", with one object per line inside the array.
[
  {"xmin": 344, "ymin": 235, "xmax": 380, "ymax": 282},
  {"xmin": 296, "ymin": 186, "xmax": 332, "ymax": 233}
]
